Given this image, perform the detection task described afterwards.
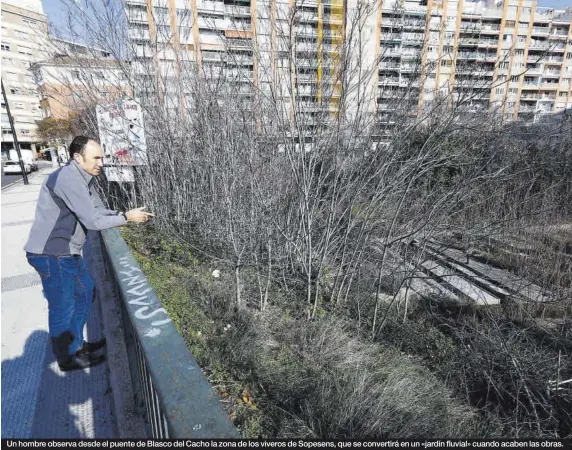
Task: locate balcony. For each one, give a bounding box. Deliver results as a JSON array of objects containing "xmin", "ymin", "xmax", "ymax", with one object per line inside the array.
[
  {"xmin": 528, "ymin": 41, "xmax": 549, "ymax": 51},
  {"xmin": 225, "ymin": 5, "xmax": 250, "ymax": 17},
  {"xmin": 379, "ymin": 78, "xmax": 400, "ymax": 86},
  {"xmin": 539, "ymin": 83, "xmax": 559, "ymax": 90},
  {"xmin": 549, "ymin": 31, "xmax": 568, "ymax": 39},
  {"xmin": 128, "ymin": 28, "xmax": 151, "ymax": 41},
  {"xmin": 545, "ymin": 56, "xmax": 564, "ymax": 63},
  {"xmin": 526, "ymin": 67, "xmax": 543, "ymax": 75},
  {"xmin": 531, "ymin": 27, "xmax": 549, "ymax": 35},
  {"xmin": 480, "ymin": 25, "xmax": 500, "ymax": 34},
  {"xmin": 459, "ymin": 38, "xmax": 480, "ymax": 46},
  {"xmin": 403, "ymin": 20, "xmax": 425, "ymax": 30},
  {"xmin": 478, "ymin": 40, "xmax": 498, "ymax": 48},
  {"xmin": 380, "ymin": 49, "xmax": 402, "ymax": 58},
  {"xmin": 298, "ymin": 10, "xmax": 318, "ymax": 23},
  {"xmin": 457, "ymin": 52, "xmax": 478, "ymax": 59},
  {"xmin": 482, "ymin": 8, "xmax": 503, "ymax": 18},
  {"xmin": 518, "ymin": 107, "xmax": 536, "ymax": 113},
  {"xmin": 381, "ymin": 34, "xmax": 402, "ymax": 42},
  {"xmin": 542, "ymin": 71, "xmax": 561, "ymax": 79},
  {"xmin": 379, "ymin": 64, "xmax": 401, "ymax": 71}
]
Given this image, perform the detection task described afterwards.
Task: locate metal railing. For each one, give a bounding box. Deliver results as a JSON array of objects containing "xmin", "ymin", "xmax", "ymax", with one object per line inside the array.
[{"xmin": 100, "ymin": 228, "xmax": 239, "ymax": 439}]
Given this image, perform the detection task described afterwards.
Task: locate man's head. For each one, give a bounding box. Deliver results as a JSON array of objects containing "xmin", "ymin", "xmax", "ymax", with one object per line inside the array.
[{"xmin": 69, "ymin": 136, "xmax": 104, "ymax": 176}]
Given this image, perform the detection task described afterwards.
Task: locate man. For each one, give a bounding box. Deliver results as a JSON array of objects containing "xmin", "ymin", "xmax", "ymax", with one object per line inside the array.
[{"xmin": 25, "ymin": 136, "xmax": 153, "ymax": 372}]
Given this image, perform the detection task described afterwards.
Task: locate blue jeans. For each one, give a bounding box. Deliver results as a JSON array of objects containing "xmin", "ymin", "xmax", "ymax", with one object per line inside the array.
[{"xmin": 26, "ymin": 253, "xmax": 94, "ymax": 355}]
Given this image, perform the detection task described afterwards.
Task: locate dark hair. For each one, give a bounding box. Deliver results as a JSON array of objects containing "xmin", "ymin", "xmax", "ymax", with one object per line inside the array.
[{"xmin": 69, "ymin": 136, "xmax": 94, "ymax": 159}]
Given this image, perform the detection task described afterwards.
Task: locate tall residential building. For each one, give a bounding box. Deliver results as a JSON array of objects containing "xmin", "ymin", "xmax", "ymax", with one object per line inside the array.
[
  {"xmin": 124, "ymin": 0, "xmax": 572, "ymax": 128},
  {"xmin": 1, "ymin": 0, "xmax": 48, "ymax": 154}
]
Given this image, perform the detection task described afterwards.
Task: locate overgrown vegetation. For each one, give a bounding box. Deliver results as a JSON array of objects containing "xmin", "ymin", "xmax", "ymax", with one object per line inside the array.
[
  {"xmin": 124, "ymin": 224, "xmax": 571, "ymax": 438},
  {"xmin": 124, "ymin": 226, "xmax": 488, "ymax": 439}
]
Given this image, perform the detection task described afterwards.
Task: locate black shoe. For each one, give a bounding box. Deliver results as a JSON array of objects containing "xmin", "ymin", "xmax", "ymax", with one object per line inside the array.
[
  {"xmin": 77, "ymin": 338, "xmax": 106, "ymax": 355},
  {"xmin": 58, "ymin": 352, "xmax": 106, "ymax": 372}
]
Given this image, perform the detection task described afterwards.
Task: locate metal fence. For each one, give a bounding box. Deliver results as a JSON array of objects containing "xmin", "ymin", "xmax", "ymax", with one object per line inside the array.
[{"xmin": 97, "ymin": 228, "xmax": 239, "ymax": 439}]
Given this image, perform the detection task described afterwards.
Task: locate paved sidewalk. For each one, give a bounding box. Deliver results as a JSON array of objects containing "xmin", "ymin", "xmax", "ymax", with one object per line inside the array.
[{"xmin": 1, "ymin": 166, "xmax": 116, "ymax": 438}]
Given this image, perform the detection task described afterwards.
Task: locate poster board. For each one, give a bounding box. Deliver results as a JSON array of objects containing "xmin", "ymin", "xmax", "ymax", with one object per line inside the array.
[{"xmin": 96, "ymin": 100, "xmax": 147, "ymax": 182}]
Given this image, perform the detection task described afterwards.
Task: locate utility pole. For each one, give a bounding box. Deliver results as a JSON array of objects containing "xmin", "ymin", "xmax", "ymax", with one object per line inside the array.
[{"xmin": 1, "ymin": 79, "xmax": 29, "ymax": 185}]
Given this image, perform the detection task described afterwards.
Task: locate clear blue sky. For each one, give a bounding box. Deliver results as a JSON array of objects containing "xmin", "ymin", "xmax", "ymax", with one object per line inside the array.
[{"xmin": 536, "ymin": 0, "xmax": 571, "ymax": 7}]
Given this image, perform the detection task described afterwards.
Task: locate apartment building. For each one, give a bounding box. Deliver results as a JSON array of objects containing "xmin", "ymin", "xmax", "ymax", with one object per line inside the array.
[
  {"xmin": 124, "ymin": 0, "xmax": 572, "ymax": 128},
  {"xmin": 1, "ymin": 0, "xmax": 48, "ymax": 154},
  {"xmin": 33, "ymin": 39, "xmax": 129, "ymax": 121}
]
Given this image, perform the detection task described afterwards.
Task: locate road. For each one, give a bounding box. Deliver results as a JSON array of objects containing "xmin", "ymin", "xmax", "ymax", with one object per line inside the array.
[
  {"xmin": 1, "ymin": 161, "xmax": 54, "ymax": 188},
  {"xmin": 1, "ymin": 172, "xmax": 24, "ymax": 188}
]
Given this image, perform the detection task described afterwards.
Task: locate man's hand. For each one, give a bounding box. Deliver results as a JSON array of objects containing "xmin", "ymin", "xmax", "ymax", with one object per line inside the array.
[{"xmin": 125, "ymin": 206, "xmax": 154, "ymax": 223}]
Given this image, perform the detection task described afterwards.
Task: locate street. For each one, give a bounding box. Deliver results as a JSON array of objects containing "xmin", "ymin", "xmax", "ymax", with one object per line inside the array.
[
  {"xmin": 1, "ymin": 161, "xmax": 54, "ymax": 188},
  {"xmin": 1, "ymin": 172, "xmax": 23, "ymax": 188}
]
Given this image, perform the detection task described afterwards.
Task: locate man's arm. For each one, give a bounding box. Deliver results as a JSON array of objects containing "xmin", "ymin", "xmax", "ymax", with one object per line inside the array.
[{"xmin": 54, "ymin": 172, "xmax": 127, "ymax": 230}]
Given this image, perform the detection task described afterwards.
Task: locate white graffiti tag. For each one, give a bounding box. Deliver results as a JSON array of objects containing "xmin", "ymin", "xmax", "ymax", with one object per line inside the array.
[{"xmin": 118, "ymin": 256, "xmax": 172, "ymax": 331}]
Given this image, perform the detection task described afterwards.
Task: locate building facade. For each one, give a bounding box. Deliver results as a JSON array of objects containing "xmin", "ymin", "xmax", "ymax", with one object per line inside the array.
[
  {"xmin": 1, "ymin": 0, "xmax": 48, "ymax": 153},
  {"xmin": 124, "ymin": 0, "xmax": 572, "ymax": 127},
  {"xmin": 33, "ymin": 39, "xmax": 128, "ymax": 122}
]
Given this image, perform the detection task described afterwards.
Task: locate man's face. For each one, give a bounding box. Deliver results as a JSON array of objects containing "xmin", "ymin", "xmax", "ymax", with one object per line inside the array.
[{"xmin": 75, "ymin": 140, "xmax": 104, "ymax": 176}]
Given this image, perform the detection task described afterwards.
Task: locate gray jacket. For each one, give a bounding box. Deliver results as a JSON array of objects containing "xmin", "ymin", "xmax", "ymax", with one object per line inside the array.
[{"xmin": 24, "ymin": 161, "xmax": 127, "ymax": 256}]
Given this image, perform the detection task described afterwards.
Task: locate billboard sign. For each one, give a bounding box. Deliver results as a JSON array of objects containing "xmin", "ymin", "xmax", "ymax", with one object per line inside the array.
[{"xmin": 96, "ymin": 100, "xmax": 147, "ymax": 169}]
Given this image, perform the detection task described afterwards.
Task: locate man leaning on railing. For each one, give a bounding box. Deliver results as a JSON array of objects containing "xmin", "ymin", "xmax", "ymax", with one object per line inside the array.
[{"xmin": 24, "ymin": 136, "xmax": 154, "ymax": 372}]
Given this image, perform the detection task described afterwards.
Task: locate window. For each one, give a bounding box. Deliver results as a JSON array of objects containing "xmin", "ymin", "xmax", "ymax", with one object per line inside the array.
[
  {"xmin": 507, "ymin": 102, "xmax": 515, "ymax": 108},
  {"xmin": 13, "ymin": 102, "xmax": 25, "ymax": 109},
  {"xmin": 511, "ymin": 75, "xmax": 519, "ymax": 82},
  {"xmin": 72, "ymin": 70, "xmax": 81, "ymax": 80},
  {"xmin": 495, "ymin": 87, "xmax": 504, "ymax": 95},
  {"xmin": 9, "ymin": 87, "xmax": 21, "ymax": 95},
  {"xmin": 567, "ymin": 52, "xmax": 572, "ymax": 59},
  {"xmin": 441, "ymin": 60, "xmax": 451, "ymax": 67},
  {"xmin": 22, "ymin": 18, "xmax": 37, "ymax": 25},
  {"xmin": 509, "ymin": 88, "xmax": 518, "ymax": 94},
  {"xmin": 94, "ymin": 71, "xmax": 105, "ymax": 79},
  {"xmin": 1, "ymin": 43, "xmax": 10, "ymax": 51},
  {"xmin": 20, "ymin": 129, "xmax": 30, "ymax": 136}
]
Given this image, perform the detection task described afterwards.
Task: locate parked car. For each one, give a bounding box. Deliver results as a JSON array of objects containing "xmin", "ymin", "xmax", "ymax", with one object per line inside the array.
[
  {"xmin": 3, "ymin": 161, "xmax": 31, "ymax": 174},
  {"xmin": 9, "ymin": 149, "xmax": 38, "ymax": 171}
]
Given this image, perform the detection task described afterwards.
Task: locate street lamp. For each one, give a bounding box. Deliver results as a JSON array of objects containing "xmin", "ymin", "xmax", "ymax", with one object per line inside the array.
[{"xmin": 1, "ymin": 79, "xmax": 29, "ymax": 185}]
